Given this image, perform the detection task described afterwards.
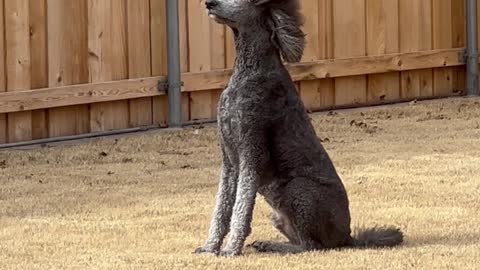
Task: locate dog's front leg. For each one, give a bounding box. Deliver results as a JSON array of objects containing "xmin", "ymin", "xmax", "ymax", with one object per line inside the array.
[
  {"xmin": 195, "ymin": 148, "xmax": 237, "ymax": 255},
  {"xmin": 219, "ymin": 142, "xmax": 267, "ymax": 256}
]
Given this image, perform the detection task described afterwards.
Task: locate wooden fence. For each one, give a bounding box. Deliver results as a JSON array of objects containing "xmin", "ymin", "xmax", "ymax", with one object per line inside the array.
[{"xmin": 0, "ymin": 0, "xmax": 473, "ymax": 144}]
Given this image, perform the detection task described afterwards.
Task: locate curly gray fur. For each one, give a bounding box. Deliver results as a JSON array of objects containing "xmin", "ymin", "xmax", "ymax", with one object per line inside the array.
[{"xmin": 194, "ymin": 0, "xmax": 403, "ymax": 257}]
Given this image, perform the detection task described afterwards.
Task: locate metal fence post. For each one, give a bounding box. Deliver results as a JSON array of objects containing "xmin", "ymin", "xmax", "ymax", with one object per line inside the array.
[
  {"xmin": 166, "ymin": 0, "xmax": 183, "ymax": 127},
  {"xmin": 466, "ymin": 0, "xmax": 479, "ymax": 96}
]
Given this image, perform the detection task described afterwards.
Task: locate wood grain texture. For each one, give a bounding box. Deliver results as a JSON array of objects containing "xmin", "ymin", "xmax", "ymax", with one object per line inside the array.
[
  {"xmin": 178, "ymin": 0, "xmax": 189, "ymax": 74},
  {"xmin": 88, "ymin": 0, "xmax": 129, "ymax": 132},
  {"xmin": 317, "ymin": 0, "xmax": 335, "ymax": 109},
  {"xmin": 333, "ymin": 0, "xmax": 367, "ymax": 106},
  {"xmin": 318, "ymin": 0, "xmax": 334, "ymax": 61},
  {"xmin": 366, "ymin": 0, "xmax": 400, "ymax": 102},
  {"xmin": 190, "ymin": 90, "xmax": 220, "ymax": 121},
  {"xmin": 151, "ymin": 0, "xmax": 168, "ymax": 127},
  {"xmin": 47, "ymin": 0, "xmax": 90, "ymax": 137},
  {"xmin": 225, "ymin": 28, "xmax": 236, "ymax": 69},
  {"xmin": 187, "ymin": 0, "xmax": 211, "ymax": 73},
  {"xmin": 451, "ymin": 0, "xmax": 466, "ymax": 93},
  {"xmin": 478, "ymin": 1, "xmax": 480, "ymax": 50},
  {"xmin": 301, "ymin": 0, "xmax": 319, "ymax": 63},
  {"xmin": 432, "ymin": 0, "xmax": 454, "ymax": 97},
  {"xmin": 299, "ymin": 0, "xmax": 335, "ymax": 112},
  {"xmin": 29, "ymin": 0, "xmax": 47, "ymax": 87},
  {"xmin": 5, "ymin": 0, "xmax": 32, "ymax": 143},
  {"xmin": 151, "ymin": 0, "xmax": 167, "ymax": 76},
  {"xmin": 300, "ymin": 80, "xmax": 335, "ymax": 111},
  {"xmin": 206, "ymin": 12, "xmax": 225, "ymax": 120},
  {"xmin": 0, "ymin": 49, "xmax": 467, "ymax": 115},
  {"xmin": 188, "ymin": 0, "xmax": 223, "ymax": 121},
  {"xmin": 299, "ymin": 0, "xmax": 321, "ymax": 111},
  {"xmin": 127, "ymin": 0, "xmax": 153, "ymax": 127},
  {"xmin": 399, "ymin": 0, "xmax": 433, "ymax": 98},
  {"xmin": 0, "ymin": 0, "xmax": 6, "ymax": 143},
  {"xmin": 210, "ymin": 19, "xmax": 226, "ymax": 70},
  {"xmin": 187, "ymin": 0, "xmax": 210, "ymax": 121},
  {"xmin": 180, "ymin": 0, "xmax": 190, "ymax": 122},
  {"xmin": 29, "ymin": 0, "xmax": 48, "ymax": 139},
  {"xmin": 0, "ymin": 77, "xmax": 165, "ymax": 114},
  {"xmin": 181, "ymin": 46, "xmax": 464, "ymax": 93}
]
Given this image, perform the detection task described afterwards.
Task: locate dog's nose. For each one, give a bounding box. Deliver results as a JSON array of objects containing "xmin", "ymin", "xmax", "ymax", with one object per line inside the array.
[{"xmin": 205, "ymin": 0, "xmax": 218, "ymax": 9}]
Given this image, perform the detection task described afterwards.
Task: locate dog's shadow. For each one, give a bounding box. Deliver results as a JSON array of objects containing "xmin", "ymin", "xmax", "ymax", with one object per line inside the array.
[
  {"xmin": 404, "ymin": 233, "xmax": 480, "ymax": 248},
  {"xmin": 243, "ymin": 232, "xmax": 479, "ymax": 256}
]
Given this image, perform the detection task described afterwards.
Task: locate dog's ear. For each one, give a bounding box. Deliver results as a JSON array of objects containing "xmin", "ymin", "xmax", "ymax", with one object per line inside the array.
[{"xmin": 263, "ymin": 0, "xmax": 305, "ymax": 63}]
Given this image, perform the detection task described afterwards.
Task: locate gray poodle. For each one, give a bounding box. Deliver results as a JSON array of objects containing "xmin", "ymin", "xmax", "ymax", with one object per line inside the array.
[{"xmin": 194, "ymin": 0, "xmax": 403, "ymax": 257}]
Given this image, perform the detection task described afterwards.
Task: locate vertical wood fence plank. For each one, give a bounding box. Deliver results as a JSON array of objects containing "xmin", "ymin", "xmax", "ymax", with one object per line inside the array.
[
  {"xmin": 190, "ymin": 91, "xmax": 212, "ymax": 121},
  {"xmin": 188, "ymin": 0, "xmax": 210, "ymax": 121},
  {"xmin": 319, "ymin": 0, "xmax": 334, "ymax": 61},
  {"xmin": 0, "ymin": 0, "xmax": 6, "ymax": 143},
  {"xmin": 452, "ymin": 0, "xmax": 466, "ymax": 48},
  {"xmin": 301, "ymin": 0, "xmax": 320, "ymax": 62},
  {"xmin": 179, "ymin": 0, "xmax": 190, "ymax": 123},
  {"xmin": 452, "ymin": 0, "xmax": 466, "ymax": 93},
  {"xmin": 178, "ymin": 0, "xmax": 189, "ymax": 73},
  {"xmin": 210, "ymin": 21, "xmax": 225, "ymax": 70},
  {"xmin": 47, "ymin": 0, "xmax": 90, "ymax": 137},
  {"xmin": 151, "ymin": 0, "xmax": 167, "ymax": 76},
  {"xmin": 478, "ymin": 2, "xmax": 480, "ymax": 50},
  {"xmin": 29, "ymin": 0, "xmax": 48, "ymax": 140},
  {"xmin": 225, "ymin": 28, "xmax": 235, "ymax": 68},
  {"xmin": 208, "ymin": 17, "xmax": 226, "ymax": 118},
  {"xmin": 5, "ymin": 0, "xmax": 32, "ymax": 143},
  {"xmin": 399, "ymin": 0, "xmax": 433, "ymax": 98},
  {"xmin": 128, "ymin": 0, "xmax": 153, "ymax": 127},
  {"xmin": 89, "ymin": 0, "xmax": 129, "ymax": 132},
  {"xmin": 317, "ymin": 0, "xmax": 335, "ymax": 109},
  {"xmin": 317, "ymin": 79, "xmax": 335, "ymax": 109},
  {"xmin": 299, "ymin": 0, "xmax": 321, "ymax": 111},
  {"xmin": 433, "ymin": 0, "xmax": 454, "ymax": 96},
  {"xmin": 299, "ymin": 0, "xmax": 336, "ymax": 111},
  {"xmin": 188, "ymin": 0, "xmax": 220, "ymax": 121},
  {"xmin": 333, "ymin": 0, "xmax": 367, "ymax": 106},
  {"xmin": 187, "ymin": 0, "xmax": 210, "ymax": 73},
  {"xmin": 151, "ymin": 0, "xmax": 168, "ymax": 127},
  {"xmin": 366, "ymin": 0, "xmax": 400, "ymax": 102}
]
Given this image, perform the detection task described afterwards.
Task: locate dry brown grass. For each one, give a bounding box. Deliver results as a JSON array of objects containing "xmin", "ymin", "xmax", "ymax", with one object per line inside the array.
[{"xmin": 1, "ymin": 98, "xmax": 480, "ymax": 270}]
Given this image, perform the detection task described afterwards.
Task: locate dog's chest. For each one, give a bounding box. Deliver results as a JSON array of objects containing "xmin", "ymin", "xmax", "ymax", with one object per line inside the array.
[{"xmin": 218, "ymin": 89, "xmax": 241, "ymax": 142}]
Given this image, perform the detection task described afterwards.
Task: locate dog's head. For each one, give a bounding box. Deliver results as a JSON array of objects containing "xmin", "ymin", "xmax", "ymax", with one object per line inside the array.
[{"xmin": 205, "ymin": 0, "xmax": 305, "ymax": 63}]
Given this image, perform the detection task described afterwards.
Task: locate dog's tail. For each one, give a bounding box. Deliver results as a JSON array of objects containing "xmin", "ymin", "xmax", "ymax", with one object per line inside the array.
[{"xmin": 349, "ymin": 226, "xmax": 403, "ymax": 248}]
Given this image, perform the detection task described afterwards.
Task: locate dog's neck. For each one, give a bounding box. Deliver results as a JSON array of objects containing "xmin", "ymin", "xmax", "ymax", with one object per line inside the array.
[{"xmin": 231, "ymin": 26, "xmax": 283, "ymax": 74}]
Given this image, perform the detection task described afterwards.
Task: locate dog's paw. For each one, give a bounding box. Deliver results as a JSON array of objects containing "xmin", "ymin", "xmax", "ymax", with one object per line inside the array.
[
  {"xmin": 193, "ymin": 246, "xmax": 218, "ymax": 255},
  {"xmin": 218, "ymin": 248, "xmax": 241, "ymax": 257},
  {"xmin": 247, "ymin": 241, "xmax": 272, "ymax": 253}
]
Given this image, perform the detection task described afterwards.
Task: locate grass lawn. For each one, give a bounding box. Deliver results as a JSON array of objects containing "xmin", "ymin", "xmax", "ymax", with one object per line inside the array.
[{"xmin": 1, "ymin": 98, "xmax": 479, "ymax": 269}]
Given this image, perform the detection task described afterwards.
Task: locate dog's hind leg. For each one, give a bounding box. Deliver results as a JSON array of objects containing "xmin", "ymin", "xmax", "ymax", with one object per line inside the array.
[
  {"xmin": 249, "ymin": 209, "xmax": 323, "ymax": 254},
  {"xmin": 247, "ymin": 241, "xmax": 310, "ymax": 254},
  {"xmin": 251, "ymin": 219, "xmax": 325, "ymax": 254},
  {"xmin": 271, "ymin": 209, "xmax": 300, "ymax": 244},
  {"xmin": 251, "ymin": 178, "xmax": 351, "ymax": 254}
]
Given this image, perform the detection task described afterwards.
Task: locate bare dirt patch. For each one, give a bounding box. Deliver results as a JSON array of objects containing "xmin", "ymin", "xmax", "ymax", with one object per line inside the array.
[{"xmin": 1, "ymin": 98, "xmax": 479, "ymax": 269}]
